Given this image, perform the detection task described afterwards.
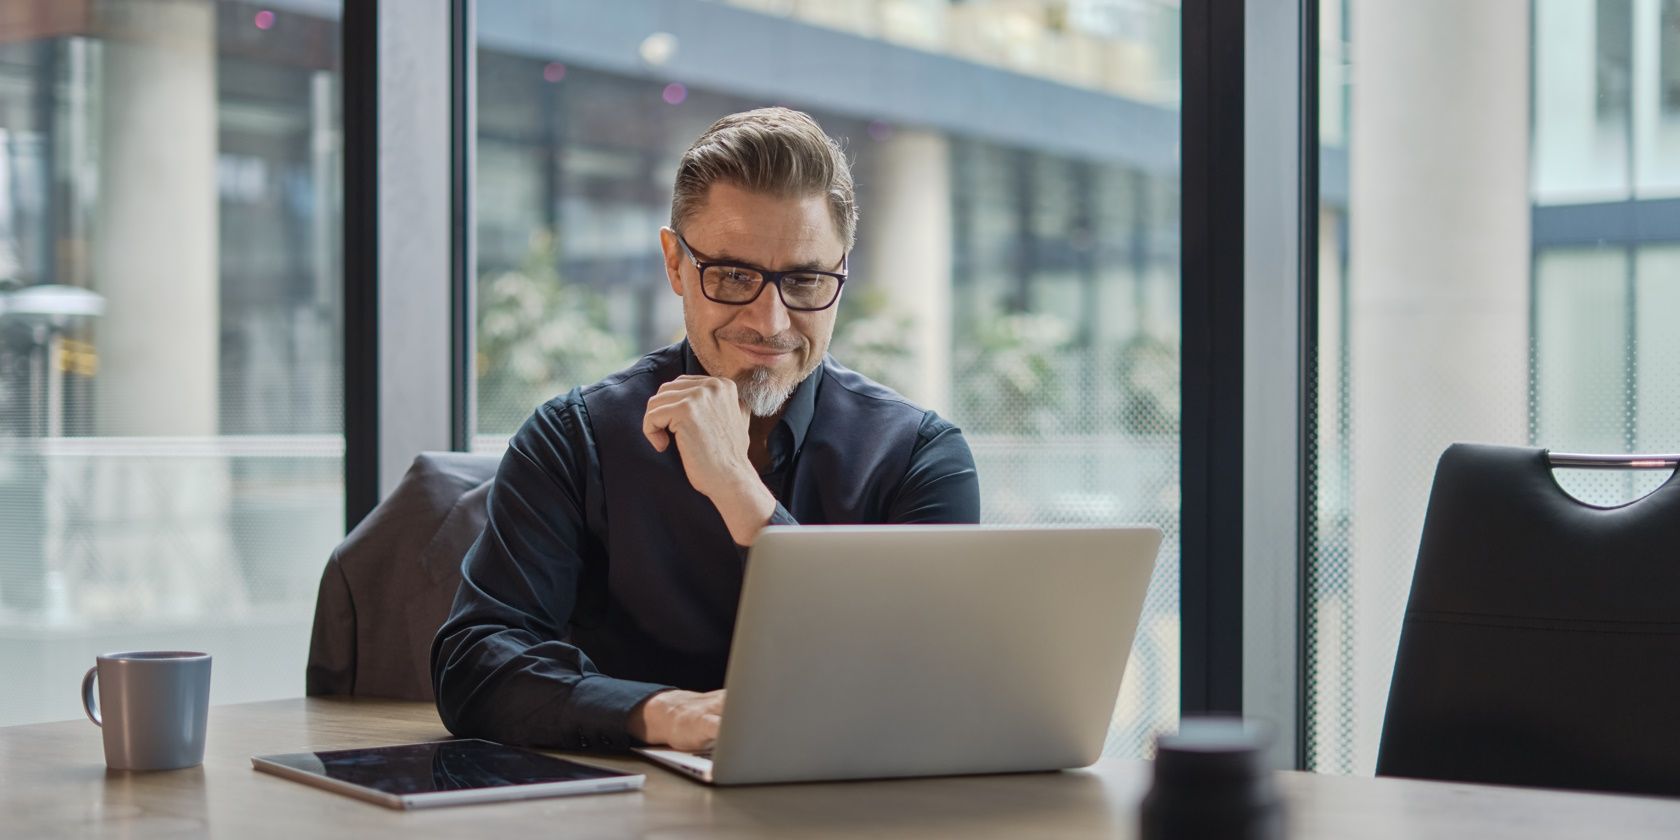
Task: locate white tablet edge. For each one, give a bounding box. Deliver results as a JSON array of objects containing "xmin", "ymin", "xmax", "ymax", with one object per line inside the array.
[{"xmin": 250, "ymin": 753, "xmax": 645, "ymax": 810}]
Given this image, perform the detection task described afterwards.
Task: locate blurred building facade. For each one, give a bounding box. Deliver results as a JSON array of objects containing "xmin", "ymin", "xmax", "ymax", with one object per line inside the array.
[{"xmin": 0, "ymin": 0, "xmax": 344, "ymax": 725}]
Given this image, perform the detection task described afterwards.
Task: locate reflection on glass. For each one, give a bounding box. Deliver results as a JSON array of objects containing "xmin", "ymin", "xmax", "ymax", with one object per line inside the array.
[
  {"xmin": 0, "ymin": 0, "xmax": 343, "ymax": 726},
  {"xmin": 473, "ymin": 0, "xmax": 1180, "ymax": 759},
  {"xmin": 713, "ymin": 0, "xmax": 1182, "ymax": 106}
]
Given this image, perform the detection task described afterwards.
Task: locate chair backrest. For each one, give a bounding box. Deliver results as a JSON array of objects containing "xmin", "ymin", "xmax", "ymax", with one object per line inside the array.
[
  {"xmin": 1376, "ymin": 442, "xmax": 1680, "ymax": 795},
  {"xmin": 306, "ymin": 451, "xmax": 500, "ymax": 700}
]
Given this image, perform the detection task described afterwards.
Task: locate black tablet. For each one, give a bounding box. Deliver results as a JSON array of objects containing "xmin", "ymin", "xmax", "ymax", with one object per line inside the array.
[{"xmin": 251, "ymin": 738, "xmax": 644, "ymax": 810}]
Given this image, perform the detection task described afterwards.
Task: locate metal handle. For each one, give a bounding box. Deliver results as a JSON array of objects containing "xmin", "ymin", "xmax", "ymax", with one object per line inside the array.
[
  {"xmin": 81, "ymin": 666, "xmax": 101, "ymax": 727},
  {"xmin": 1546, "ymin": 451, "xmax": 1680, "ymax": 469}
]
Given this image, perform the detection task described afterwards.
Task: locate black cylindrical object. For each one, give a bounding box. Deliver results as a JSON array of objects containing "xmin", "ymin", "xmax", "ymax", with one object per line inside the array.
[{"xmin": 1139, "ymin": 718, "xmax": 1285, "ymax": 840}]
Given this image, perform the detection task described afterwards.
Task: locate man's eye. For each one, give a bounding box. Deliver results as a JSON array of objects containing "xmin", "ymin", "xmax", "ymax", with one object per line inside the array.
[{"xmin": 786, "ymin": 274, "xmax": 824, "ymax": 288}]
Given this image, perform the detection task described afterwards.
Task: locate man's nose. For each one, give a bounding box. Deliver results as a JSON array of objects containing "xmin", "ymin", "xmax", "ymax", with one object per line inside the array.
[{"xmin": 737, "ymin": 280, "xmax": 793, "ymax": 336}]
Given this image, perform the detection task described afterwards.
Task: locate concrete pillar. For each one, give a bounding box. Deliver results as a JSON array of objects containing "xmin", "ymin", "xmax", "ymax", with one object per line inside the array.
[
  {"xmin": 65, "ymin": 0, "xmax": 237, "ymax": 624},
  {"xmin": 91, "ymin": 0, "xmax": 218, "ymax": 437},
  {"xmin": 1345, "ymin": 0, "xmax": 1531, "ymax": 772},
  {"xmin": 859, "ymin": 129, "xmax": 953, "ymax": 413}
]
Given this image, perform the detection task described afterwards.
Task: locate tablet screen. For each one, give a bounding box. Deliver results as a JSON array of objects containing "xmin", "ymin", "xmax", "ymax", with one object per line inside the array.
[{"xmin": 259, "ymin": 739, "xmax": 635, "ymax": 795}]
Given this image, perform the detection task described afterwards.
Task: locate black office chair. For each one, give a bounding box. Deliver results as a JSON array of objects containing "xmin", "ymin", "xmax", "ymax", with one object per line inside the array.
[{"xmin": 1376, "ymin": 442, "xmax": 1680, "ymax": 796}]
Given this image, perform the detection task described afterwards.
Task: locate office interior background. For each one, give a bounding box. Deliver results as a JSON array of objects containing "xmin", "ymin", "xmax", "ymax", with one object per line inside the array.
[{"xmin": 0, "ymin": 0, "xmax": 1675, "ymax": 776}]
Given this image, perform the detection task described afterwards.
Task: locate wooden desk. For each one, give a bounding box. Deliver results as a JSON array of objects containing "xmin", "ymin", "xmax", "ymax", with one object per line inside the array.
[{"xmin": 4, "ymin": 697, "xmax": 1680, "ymax": 838}]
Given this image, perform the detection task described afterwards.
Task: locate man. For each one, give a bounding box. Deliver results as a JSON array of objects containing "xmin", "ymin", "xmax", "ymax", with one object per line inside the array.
[{"xmin": 431, "ymin": 107, "xmax": 979, "ymax": 754}]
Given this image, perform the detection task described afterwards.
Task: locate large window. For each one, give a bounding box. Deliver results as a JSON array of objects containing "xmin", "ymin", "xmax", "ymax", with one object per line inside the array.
[
  {"xmin": 0, "ymin": 0, "xmax": 342, "ymax": 725},
  {"xmin": 472, "ymin": 0, "xmax": 1182, "ymax": 758},
  {"xmin": 1308, "ymin": 0, "xmax": 1680, "ymax": 773}
]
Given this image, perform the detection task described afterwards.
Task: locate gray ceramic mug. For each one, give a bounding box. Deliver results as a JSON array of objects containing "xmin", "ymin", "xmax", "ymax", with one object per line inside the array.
[{"xmin": 81, "ymin": 651, "xmax": 212, "ymax": 771}]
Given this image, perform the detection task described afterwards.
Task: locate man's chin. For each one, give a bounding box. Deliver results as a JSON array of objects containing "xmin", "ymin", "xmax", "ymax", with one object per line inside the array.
[
  {"xmin": 735, "ymin": 366, "xmax": 796, "ymax": 417},
  {"xmin": 730, "ymin": 364, "xmax": 785, "ymax": 392}
]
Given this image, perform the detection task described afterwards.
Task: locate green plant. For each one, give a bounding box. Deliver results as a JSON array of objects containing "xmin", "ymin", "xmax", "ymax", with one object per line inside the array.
[
  {"xmin": 476, "ymin": 231, "xmax": 632, "ymax": 433},
  {"xmin": 954, "ymin": 310, "xmax": 1074, "ymax": 435},
  {"xmin": 828, "ymin": 285, "xmax": 918, "ymax": 395}
]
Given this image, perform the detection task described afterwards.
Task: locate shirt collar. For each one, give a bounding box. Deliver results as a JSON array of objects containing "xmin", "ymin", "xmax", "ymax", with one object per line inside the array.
[{"xmin": 681, "ymin": 339, "xmax": 821, "ymax": 453}]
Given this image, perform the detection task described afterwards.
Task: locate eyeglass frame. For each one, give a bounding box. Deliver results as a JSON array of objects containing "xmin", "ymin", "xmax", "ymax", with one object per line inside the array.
[{"xmin": 674, "ymin": 231, "xmax": 848, "ymax": 312}]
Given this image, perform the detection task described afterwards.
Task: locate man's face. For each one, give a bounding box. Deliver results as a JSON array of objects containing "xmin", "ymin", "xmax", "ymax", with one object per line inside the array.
[{"xmin": 660, "ymin": 182, "xmax": 845, "ymax": 416}]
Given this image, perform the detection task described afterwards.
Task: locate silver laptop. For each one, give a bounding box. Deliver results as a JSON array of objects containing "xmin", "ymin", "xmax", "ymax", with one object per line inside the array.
[{"xmin": 635, "ymin": 524, "xmax": 1161, "ymax": 785}]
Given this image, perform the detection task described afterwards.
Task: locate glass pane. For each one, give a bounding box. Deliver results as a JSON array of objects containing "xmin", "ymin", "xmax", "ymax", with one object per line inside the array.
[
  {"xmin": 474, "ymin": 0, "xmax": 1181, "ymax": 758},
  {"xmin": 1310, "ymin": 0, "xmax": 1680, "ymax": 774},
  {"xmin": 0, "ymin": 1, "xmax": 342, "ymax": 726},
  {"xmin": 1634, "ymin": 245, "xmax": 1680, "ymax": 447},
  {"xmin": 1535, "ymin": 248, "xmax": 1628, "ymax": 455},
  {"xmin": 1533, "ymin": 0, "xmax": 1632, "ymax": 202},
  {"xmin": 1638, "ymin": 0, "xmax": 1680, "ymax": 195}
]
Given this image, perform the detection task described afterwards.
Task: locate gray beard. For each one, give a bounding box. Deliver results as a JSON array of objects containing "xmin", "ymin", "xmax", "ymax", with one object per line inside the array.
[{"xmin": 737, "ymin": 366, "xmax": 796, "ymax": 417}]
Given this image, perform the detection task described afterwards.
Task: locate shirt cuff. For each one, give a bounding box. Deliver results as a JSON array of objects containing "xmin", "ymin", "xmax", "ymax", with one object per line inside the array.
[
  {"xmin": 735, "ymin": 502, "xmax": 799, "ymax": 557},
  {"xmin": 768, "ymin": 501, "xmax": 799, "ymax": 527},
  {"xmin": 567, "ymin": 675, "xmax": 672, "ymax": 752}
]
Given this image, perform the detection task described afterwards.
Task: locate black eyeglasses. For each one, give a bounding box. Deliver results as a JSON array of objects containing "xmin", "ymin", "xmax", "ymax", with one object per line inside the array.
[{"xmin": 676, "ymin": 233, "xmax": 847, "ymax": 312}]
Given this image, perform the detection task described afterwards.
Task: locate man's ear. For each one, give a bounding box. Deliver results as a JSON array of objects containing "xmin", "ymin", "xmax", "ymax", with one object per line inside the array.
[{"xmin": 659, "ymin": 227, "xmax": 685, "ymax": 297}]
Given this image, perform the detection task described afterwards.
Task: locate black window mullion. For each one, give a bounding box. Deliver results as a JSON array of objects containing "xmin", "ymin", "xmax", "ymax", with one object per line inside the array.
[
  {"xmin": 343, "ymin": 0, "xmax": 380, "ymax": 530},
  {"xmin": 1180, "ymin": 0, "xmax": 1247, "ymax": 717},
  {"xmin": 450, "ymin": 0, "xmax": 477, "ymax": 452}
]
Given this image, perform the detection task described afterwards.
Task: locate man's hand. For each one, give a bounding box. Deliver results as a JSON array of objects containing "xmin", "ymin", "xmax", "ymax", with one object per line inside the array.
[
  {"xmin": 628, "ymin": 689, "xmax": 725, "ymax": 752},
  {"xmin": 642, "ymin": 375, "xmax": 753, "ymax": 498},
  {"xmin": 643, "ymin": 375, "xmax": 776, "ymax": 544}
]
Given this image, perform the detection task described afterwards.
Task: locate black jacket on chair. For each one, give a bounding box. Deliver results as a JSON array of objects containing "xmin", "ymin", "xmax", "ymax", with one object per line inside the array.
[
  {"xmin": 306, "ymin": 452, "xmax": 499, "ymax": 700},
  {"xmin": 1376, "ymin": 442, "xmax": 1680, "ymax": 796}
]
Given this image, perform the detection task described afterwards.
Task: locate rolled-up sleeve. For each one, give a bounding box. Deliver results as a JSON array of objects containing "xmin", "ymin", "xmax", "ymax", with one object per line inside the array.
[{"xmin": 431, "ymin": 399, "xmax": 669, "ymax": 751}]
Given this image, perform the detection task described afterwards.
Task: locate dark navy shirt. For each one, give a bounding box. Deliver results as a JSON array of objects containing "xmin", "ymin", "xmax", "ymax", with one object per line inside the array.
[{"xmin": 431, "ymin": 341, "xmax": 980, "ymax": 751}]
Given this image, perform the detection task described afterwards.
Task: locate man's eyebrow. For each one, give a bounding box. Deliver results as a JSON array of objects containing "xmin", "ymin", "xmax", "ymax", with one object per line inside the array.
[
  {"xmin": 782, "ymin": 258, "xmax": 841, "ymax": 272},
  {"xmin": 707, "ymin": 252, "xmax": 842, "ymax": 272},
  {"xmin": 702, "ymin": 249, "xmax": 760, "ymax": 267}
]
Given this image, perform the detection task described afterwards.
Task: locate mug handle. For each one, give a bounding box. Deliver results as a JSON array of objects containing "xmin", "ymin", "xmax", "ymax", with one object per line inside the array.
[{"xmin": 81, "ymin": 666, "xmax": 101, "ymax": 727}]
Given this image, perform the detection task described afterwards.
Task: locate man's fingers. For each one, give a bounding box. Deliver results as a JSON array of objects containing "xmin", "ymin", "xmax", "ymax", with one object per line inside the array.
[
  {"xmin": 644, "ymin": 403, "xmax": 688, "ymax": 434},
  {"xmin": 643, "ymin": 403, "xmax": 679, "ymax": 452},
  {"xmin": 648, "ymin": 376, "xmax": 739, "ymax": 421},
  {"xmin": 644, "ymin": 386, "xmax": 703, "ymax": 432},
  {"xmin": 645, "ymin": 426, "xmax": 670, "ymax": 452},
  {"xmin": 693, "ymin": 714, "xmax": 721, "ymax": 750},
  {"xmin": 659, "ymin": 692, "xmax": 725, "ymax": 751},
  {"xmin": 645, "ymin": 389, "xmax": 698, "ymax": 413},
  {"xmin": 655, "ymin": 376, "xmax": 713, "ymax": 396},
  {"xmin": 657, "ymin": 375, "xmax": 736, "ymax": 398}
]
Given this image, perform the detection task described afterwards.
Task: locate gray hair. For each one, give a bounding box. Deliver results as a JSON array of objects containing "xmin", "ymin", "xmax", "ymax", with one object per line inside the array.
[{"xmin": 670, "ymin": 107, "xmax": 858, "ymax": 249}]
